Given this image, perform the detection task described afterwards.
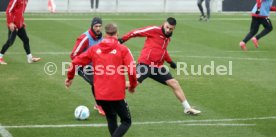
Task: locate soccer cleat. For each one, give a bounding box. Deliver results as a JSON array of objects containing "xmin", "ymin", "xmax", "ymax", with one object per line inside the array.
[
  {"xmin": 28, "ymin": 57, "xmax": 41, "ymax": 63},
  {"xmin": 199, "ymin": 15, "xmax": 206, "ymax": 21},
  {"xmin": 94, "ymin": 105, "xmax": 106, "ymax": 116},
  {"xmin": 251, "ymin": 37, "xmax": 259, "ymax": 48},
  {"xmin": 239, "ymin": 41, "xmax": 247, "ymax": 51},
  {"xmin": 184, "ymin": 108, "xmax": 201, "ymax": 115},
  {"xmin": 0, "ymin": 58, "xmax": 7, "ymax": 65}
]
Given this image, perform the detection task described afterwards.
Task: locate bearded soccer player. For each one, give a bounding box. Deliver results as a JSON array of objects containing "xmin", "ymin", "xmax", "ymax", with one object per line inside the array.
[
  {"xmin": 240, "ymin": 0, "xmax": 276, "ymax": 51},
  {"xmin": 118, "ymin": 17, "xmax": 201, "ymax": 115},
  {"xmin": 66, "ymin": 23, "xmax": 137, "ymax": 137},
  {"xmin": 70, "ymin": 17, "xmax": 105, "ymax": 116},
  {"xmin": 0, "ymin": 0, "xmax": 41, "ymax": 65}
]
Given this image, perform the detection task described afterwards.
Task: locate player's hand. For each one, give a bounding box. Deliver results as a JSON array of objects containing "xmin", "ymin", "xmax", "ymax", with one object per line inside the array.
[
  {"xmin": 65, "ymin": 78, "xmax": 73, "ymax": 89},
  {"xmin": 169, "ymin": 61, "xmax": 177, "ymax": 69},
  {"xmin": 255, "ymin": 8, "xmax": 260, "ymax": 14},
  {"xmin": 8, "ymin": 23, "xmax": 17, "ymax": 32},
  {"xmin": 118, "ymin": 38, "xmax": 125, "ymax": 44},
  {"xmin": 125, "ymin": 81, "xmax": 130, "ymax": 89},
  {"xmin": 128, "ymin": 87, "xmax": 135, "ymax": 94}
]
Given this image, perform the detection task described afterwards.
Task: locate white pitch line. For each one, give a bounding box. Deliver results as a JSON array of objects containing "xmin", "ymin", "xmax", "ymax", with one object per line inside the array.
[
  {"xmin": 2, "ymin": 116, "xmax": 276, "ymax": 129},
  {"xmin": 177, "ymin": 55, "xmax": 276, "ymax": 62},
  {"xmin": 180, "ymin": 123, "xmax": 256, "ymax": 127},
  {"xmin": 6, "ymin": 52, "xmax": 276, "ymax": 61},
  {"xmin": 0, "ymin": 124, "xmax": 13, "ymax": 137},
  {"xmin": 225, "ymin": 50, "xmax": 267, "ymax": 53},
  {"xmin": 6, "ymin": 52, "xmax": 71, "ymax": 55}
]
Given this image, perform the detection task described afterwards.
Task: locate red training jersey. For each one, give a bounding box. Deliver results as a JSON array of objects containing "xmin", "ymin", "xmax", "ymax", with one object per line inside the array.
[
  {"xmin": 121, "ymin": 26, "xmax": 172, "ymax": 67},
  {"xmin": 6, "ymin": 0, "xmax": 27, "ymax": 29},
  {"xmin": 67, "ymin": 36, "xmax": 137, "ymax": 101},
  {"xmin": 70, "ymin": 29, "xmax": 100, "ymax": 60}
]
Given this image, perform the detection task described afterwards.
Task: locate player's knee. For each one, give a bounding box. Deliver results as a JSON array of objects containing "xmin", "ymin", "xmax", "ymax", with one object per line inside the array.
[
  {"xmin": 268, "ymin": 26, "xmax": 273, "ymax": 32},
  {"xmin": 167, "ymin": 79, "xmax": 179, "ymax": 87},
  {"xmin": 123, "ymin": 118, "xmax": 132, "ymax": 127}
]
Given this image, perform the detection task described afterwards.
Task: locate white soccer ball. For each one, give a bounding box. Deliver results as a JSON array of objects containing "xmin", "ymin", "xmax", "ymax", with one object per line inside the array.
[{"xmin": 74, "ymin": 105, "xmax": 90, "ymax": 120}]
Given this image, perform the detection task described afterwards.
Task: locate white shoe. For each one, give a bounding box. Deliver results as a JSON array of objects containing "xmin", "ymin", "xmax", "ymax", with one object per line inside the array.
[
  {"xmin": 184, "ymin": 108, "xmax": 201, "ymax": 115},
  {"xmin": 0, "ymin": 58, "xmax": 7, "ymax": 65},
  {"xmin": 28, "ymin": 57, "xmax": 41, "ymax": 63}
]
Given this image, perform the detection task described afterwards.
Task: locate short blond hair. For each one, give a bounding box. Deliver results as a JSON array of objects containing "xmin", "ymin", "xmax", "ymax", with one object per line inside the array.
[{"xmin": 105, "ymin": 23, "xmax": 118, "ymax": 36}]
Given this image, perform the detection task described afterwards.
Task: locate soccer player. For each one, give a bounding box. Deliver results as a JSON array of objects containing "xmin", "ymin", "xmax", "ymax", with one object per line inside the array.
[
  {"xmin": 48, "ymin": 0, "xmax": 56, "ymax": 13},
  {"xmin": 118, "ymin": 17, "xmax": 201, "ymax": 115},
  {"xmin": 70, "ymin": 17, "xmax": 105, "ymax": 116},
  {"xmin": 240, "ymin": 0, "xmax": 276, "ymax": 51},
  {"xmin": 197, "ymin": 0, "xmax": 211, "ymax": 21},
  {"xmin": 65, "ymin": 23, "xmax": 137, "ymax": 137},
  {"xmin": 90, "ymin": 0, "xmax": 100, "ymax": 12},
  {"xmin": 0, "ymin": 0, "xmax": 41, "ymax": 65}
]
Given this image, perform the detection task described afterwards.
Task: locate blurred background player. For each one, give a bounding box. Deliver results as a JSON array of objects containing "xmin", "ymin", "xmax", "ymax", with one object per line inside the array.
[
  {"xmin": 90, "ymin": 0, "xmax": 99, "ymax": 12},
  {"xmin": 48, "ymin": 0, "xmax": 56, "ymax": 13},
  {"xmin": 197, "ymin": 0, "xmax": 211, "ymax": 21},
  {"xmin": 70, "ymin": 17, "xmax": 105, "ymax": 116},
  {"xmin": 66, "ymin": 23, "xmax": 137, "ymax": 137},
  {"xmin": 0, "ymin": 0, "xmax": 41, "ymax": 65},
  {"xmin": 119, "ymin": 17, "xmax": 201, "ymax": 115},
  {"xmin": 240, "ymin": 0, "xmax": 276, "ymax": 51}
]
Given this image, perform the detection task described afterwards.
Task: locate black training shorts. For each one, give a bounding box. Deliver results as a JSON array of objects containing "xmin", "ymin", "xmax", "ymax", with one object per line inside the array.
[{"xmin": 136, "ymin": 63, "xmax": 173, "ymax": 85}]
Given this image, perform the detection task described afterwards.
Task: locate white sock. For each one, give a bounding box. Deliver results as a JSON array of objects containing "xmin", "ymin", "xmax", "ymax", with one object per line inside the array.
[
  {"xmin": 182, "ymin": 100, "xmax": 191, "ymax": 110},
  {"xmin": 27, "ymin": 54, "xmax": 32, "ymax": 59},
  {"xmin": 0, "ymin": 54, "xmax": 3, "ymax": 58}
]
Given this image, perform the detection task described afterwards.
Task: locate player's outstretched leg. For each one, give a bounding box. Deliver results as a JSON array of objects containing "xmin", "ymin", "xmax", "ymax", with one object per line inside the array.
[{"xmin": 166, "ymin": 79, "xmax": 201, "ymax": 115}]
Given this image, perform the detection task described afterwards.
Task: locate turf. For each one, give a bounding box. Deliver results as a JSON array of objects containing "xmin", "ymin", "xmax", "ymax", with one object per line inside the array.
[{"xmin": 0, "ymin": 13, "xmax": 276, "ymax": 137}]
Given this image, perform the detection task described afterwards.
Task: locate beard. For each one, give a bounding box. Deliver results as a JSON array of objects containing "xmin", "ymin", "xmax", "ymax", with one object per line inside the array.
[{"xmin": 162, "ymin": 26, "xmax": 173, "ymax": 38}]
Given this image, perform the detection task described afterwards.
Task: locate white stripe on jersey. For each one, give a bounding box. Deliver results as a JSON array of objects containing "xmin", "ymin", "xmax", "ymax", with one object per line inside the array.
[
  {"xmin": 133, "ymin": 26, "xmax": 160, "ymax": 34},
  {"xmin": 73, "ymin": 36, "xmax": 88, "ymax": 57},
  {"xmin": 9, "ymin": 0, "xmax": 18, "ymax": 13},
  {"xmin": 127, "ymin": 48, "xmax": 135, "ymax": 61}
]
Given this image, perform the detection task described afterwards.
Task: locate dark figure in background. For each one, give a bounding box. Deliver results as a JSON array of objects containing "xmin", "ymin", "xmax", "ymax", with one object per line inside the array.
[
  {"xmin": 91, "ymin": 0, "xmax": 99, "ymax": 11},
  {"xmin": 197, "ymin": 0, "xmax": 211, "ymax": 21}
]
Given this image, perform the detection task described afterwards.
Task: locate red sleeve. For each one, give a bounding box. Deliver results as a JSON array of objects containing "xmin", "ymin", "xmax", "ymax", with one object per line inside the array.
[
  {"xmin": 271, "ymin": 6, "xmax": 276, "ymax": 11},
  {"xmin": 164, "ymin": 50, "xmax": 172, "ymax": 63},
  {"xmin": 70, "ymin": 35, "xmax": 89, "ymax": 60},
  {"xmin": 67, "ymin": 47, "xmax": 93, "ymax": 80},
  {"xmin": 121, "ymin": 26, "xmax": 159, "ymax": 42},
  {"xmin": 256, "ymin": 0, "xmax": 262, "ymax": 8},
  {"xmin": 122, "ymin": 47, "xmax": 137, "ymax": 89},
  {"xmin": 6, "ymin": 0, "xmax": 17, "ymax": 25}
]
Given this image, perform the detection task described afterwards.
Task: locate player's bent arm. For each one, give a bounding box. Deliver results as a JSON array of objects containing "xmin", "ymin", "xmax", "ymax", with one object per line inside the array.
[
  {"xmin": 122, "ymin": 47, "xmax": 138, "ymax": 92},
  {"xmin": 164, "ymin": 51, "xmax": 177, "ymax": 69},
  {"xmin": 256, "ymin": 0, "xmax": 262, "ymax": 9},
  {"xmin": 6, "ymin": 0, "xmax": 17, "ymax": 26},
  {"xmin": 121, "ymin": 26, "xmax": 157, "ymax": 42},
  {"xmin": 66, "ymin": 48, "xmax": 93, "ymax": 87},
  {"xmin": 70, "ymin": 36, "xmax": 89, "ymax": 60}
]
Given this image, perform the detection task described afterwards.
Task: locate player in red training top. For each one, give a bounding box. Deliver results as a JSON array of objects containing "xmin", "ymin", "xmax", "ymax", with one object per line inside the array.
[
  {"xmin": 66, "ymin": 23, "xmax": 137, "ymax": 137},
  {"xmin": 119, "ymin": 17, "xmax": 201, "ymax": 115},
  {"xmin": 70, "ymin": 17, "xmax": 105, "ymax": 116},
  {"xmin": 0, "ymin": 0, "xmax": 41, "ymax": 65}
]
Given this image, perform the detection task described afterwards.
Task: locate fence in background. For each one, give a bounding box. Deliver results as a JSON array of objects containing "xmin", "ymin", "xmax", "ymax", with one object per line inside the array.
[
  {"xmin": 2, "ymin": 0, "xmax": 276, "ymax": 13},
  {"xmin": 1, "ymin": 0, "xmax": 223, "ymax": 13}
]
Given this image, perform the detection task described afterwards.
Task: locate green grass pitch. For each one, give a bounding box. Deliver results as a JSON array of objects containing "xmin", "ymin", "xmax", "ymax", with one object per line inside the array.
[{"xmin": 0, "ymin": 13, "xmax": 276, "ymax": 137}]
